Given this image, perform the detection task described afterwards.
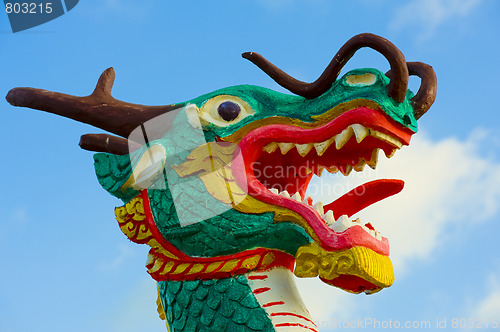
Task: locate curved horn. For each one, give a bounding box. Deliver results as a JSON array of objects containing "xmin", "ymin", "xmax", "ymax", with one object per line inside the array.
[
  {"xmin": 243, "ymin": 33, "xmax": 409, "ymax": 102},
  {"xmin": 386, "ymin": 62, "xmax": 437, "ymax": 120},
  {"xmin": 406, "ymin": 62, "xmax": 437, "ymax": 119}
]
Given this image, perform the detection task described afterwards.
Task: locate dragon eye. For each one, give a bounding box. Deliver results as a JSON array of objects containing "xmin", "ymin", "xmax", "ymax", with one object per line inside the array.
[
  {"xmin": 217, "ymin": 101, "xmax": 241, "ymax": 121},
  {"xmin": 199, "ymin": 95, "xmax": 254, "ymax": 127}
]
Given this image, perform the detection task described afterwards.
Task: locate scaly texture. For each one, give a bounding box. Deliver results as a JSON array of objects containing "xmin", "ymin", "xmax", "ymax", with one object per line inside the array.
[{"xmin": 159, "ymin": 276, "xmax": 274, "ymax": 332}]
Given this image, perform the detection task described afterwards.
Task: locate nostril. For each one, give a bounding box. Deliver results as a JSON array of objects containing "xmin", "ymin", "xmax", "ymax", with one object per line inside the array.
[{"xmin": 403, "ymin": 114, "xmax": 412, "ymax": 126}]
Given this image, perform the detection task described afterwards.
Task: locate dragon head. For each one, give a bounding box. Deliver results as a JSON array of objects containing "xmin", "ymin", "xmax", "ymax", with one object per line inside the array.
[
  {"xmin": 93, "ymin": 33, "xmax": 437, "ymax": 296},
  {"xmin": 6, "ymin": 33, "xmax": 436, "ymax": 298}
]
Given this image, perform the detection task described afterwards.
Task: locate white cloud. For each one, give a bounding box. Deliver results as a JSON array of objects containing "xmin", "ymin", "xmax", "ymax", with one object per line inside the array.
[
  {"xmin": 389, "ymin": 0, "xmax": 483, "ymax": 41},
  {"xmin": 475, "ymin": 291, "xmax": 500, "ymax": 321},
  {"xmin": 295, "ymin": 277, "xmax": 358, "ymax": 324},
  {"xmin": 298, "ymin": 129, "xmax": 500, "ymax": 322},
  {"xmin": 469, "ymin": 273, "xmax": 500, "ymax": 323},
  {"xmin": 306, "ymin": 129, "xmax": 500, "ymax": 272}
]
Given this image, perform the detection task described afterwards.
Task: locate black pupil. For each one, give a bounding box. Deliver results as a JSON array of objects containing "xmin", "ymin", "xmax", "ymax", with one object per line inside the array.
[{"xmin": 217, "ymin": 101, "xmax": 241, "ymax": 121}]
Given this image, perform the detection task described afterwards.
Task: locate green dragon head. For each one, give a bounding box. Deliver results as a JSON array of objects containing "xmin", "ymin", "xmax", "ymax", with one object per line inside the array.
[
  {"xmin": 6, "ymin": 34, "xmax": 436, "ymax": 299},
  {"xmin": 88, "ymin": 33, "xmax": 436, "ymax": 296}
]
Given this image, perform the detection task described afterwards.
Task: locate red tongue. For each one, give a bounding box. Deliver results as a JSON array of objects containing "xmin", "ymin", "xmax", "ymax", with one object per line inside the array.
[{"xmin": 324, "ymin": 179, "xmax": 404, "ymax": 219}]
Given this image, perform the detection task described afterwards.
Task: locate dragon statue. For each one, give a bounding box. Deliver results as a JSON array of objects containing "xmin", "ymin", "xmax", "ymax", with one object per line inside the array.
[{"xmin": 7, "ymin": 33, "xmax": 436, "ymax": 331}]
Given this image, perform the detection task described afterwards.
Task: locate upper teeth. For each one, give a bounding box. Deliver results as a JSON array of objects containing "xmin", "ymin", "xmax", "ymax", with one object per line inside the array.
[
  {"xmin": 262, "ymin": 123, "xmax": 401, "ymax": 172},
  {"xmin": 263, "ymin": 142, "xmax": 279, "ymax": 153},
  {"xmin": 366, "ymin": 149, "xmax": 379, "ymax": 170},
  {"xmin": 370, "ymin": 130, "xmax": 402, "ymax": 148},
  {"xmin": 335, "ymin": 127, "xmax": 352, "ymax": 149},
  {"xmin": 314, "ymin": 139, "xmax": 334, "ymax": 156},
  {"xmin": 296, "ymin": 143, "xmax": 313, "ymax": 157},
  {"xmin": 351, "ymin": 124, "xmax": 369, "ymax": 143},
  {"xmin": 278, "ymin": 142, "xmax": 294, "ymax": 154},
  {"xmin": 267, "ymin": 188, "xmax": 382, "ymax": 240},
  {"xmin": 340, "ymin": 164, "xmax": 353, "ymax": 176}
]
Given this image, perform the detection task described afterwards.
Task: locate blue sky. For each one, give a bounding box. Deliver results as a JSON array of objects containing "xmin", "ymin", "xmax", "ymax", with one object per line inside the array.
[{"xmin": 1, "ymin": 0, "xmax": 499, "ymax": 331}]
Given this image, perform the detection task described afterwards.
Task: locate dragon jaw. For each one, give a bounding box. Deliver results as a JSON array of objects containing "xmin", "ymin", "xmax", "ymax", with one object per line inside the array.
[{"xmin": 226, "ymin": 105, "xmax": 415, "ymax": 294}]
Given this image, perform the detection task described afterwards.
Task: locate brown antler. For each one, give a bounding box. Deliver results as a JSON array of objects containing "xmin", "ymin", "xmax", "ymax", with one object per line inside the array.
[
  {"xmin": 6, "ymin": 68, "xmax": 179, "ymax": 154},
  {"xmin": 406, "ymin": 62, "xmax": 437, "ymax": 119},
  {"xmin": 243, "ymin": 33, "xmax": 409, "ymax": 103},
  {"xmin": 79, "ymin": 134, "xmax": 142, "ymax": 155},
  {"xmin": 386, "ymin": 62, "xmax": 437, "ymax": 120}
]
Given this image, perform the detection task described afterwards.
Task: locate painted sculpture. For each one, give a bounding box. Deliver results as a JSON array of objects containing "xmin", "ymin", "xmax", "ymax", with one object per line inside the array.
[{"xmin": 7, "ymin": 33, "xmax": 436, "ymax": 331}]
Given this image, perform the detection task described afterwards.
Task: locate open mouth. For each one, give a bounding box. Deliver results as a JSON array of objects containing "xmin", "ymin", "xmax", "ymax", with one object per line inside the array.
[{"xmin": 233, "ymin": 107, "xmax": 414, "ymax": 291}]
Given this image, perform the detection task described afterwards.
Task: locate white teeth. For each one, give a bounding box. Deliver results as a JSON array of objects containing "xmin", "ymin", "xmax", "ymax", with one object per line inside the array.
[
  {"xmin": 280, "ymin": 190, "xmax": 290, "ymax": 198},
  {"xmin": 263, "ymin": 142, "xmax": 278, "ymax": 153},
  {"xmin": 366, "ymin": 149, "xmax": 380, "ymax": 170},
  {"xmin": 340, "ymin": 164, "xmax": 353, "ymax": 176},
  {"xmin": 330, "ymin": 215, "xmax": 351, "ymax": 233},
  {"xmin": 291, "ymin": 192, "xmax": 302, "ymax": 201},
  {"xmin": 353, "ymin": 159, "xmax": 366, "ymax": 172},
  {"xmin": 296, "ymin": 143, "xmax": 313, "ymax": 157},
  {"xmin": 315, "ymin": 166, "xmax": 324, "ymax": 177},
  {"xmin": 370, "ymin": 130, "xmax": 403, "ymax": 148},
  {"xmin": 327, "ymin": 166, "xmax": 339, "ymax": 174},
  {"xmin": 351, "ymin": 124, "xmax": 370, "ymax": 143},
  {"xmin": 146, "ymin": 253, "xmax": 155, "ymax": 265},
  {"xmin": 327, "ymin": 215, "xmax": 382, "ymax": 239},
  {"xmin": 335, "ymin": 127, "xmax": 354, "ymax": 150},
  {"xmin": 322, "ymin": 210, "xmax": 335, "ymax": 226},
  {"xmin": 313, "ymin": 202, "xmax": 324, "ymax": 215},
  {"xmin": 262, "ymin": 125, "xmax": 401, "ymax": 161},
  {"xmin": 278, "ymin": 142, "xmax": 294, "ymax": 154},
  {"xmin": 270, "ymin": 183, "xmax": 384, "ymax": 240},
  {"xmin": 313, "ymin": 138, "xmax": 334, "ymax": 156},
  {"xmin": 385, "ymin": 148, "xmax": 397, "ymax": 159},
  {"xmin": 363, "ymin": 226, "xmax": 382, "ymax": 240},
  {"xmin": 345, "ymin": 164, "xmax": 353, "ymax": 176},
  {"xmin": 269, "ymin": 188, "xmax": 304, "ymax": 197}
]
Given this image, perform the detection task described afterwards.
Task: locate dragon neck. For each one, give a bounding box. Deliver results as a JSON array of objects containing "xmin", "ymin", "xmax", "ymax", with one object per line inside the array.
[
  {"xmin": 158, "ymin": 266, "xmax": 318, "ymax": 332},
  {"xmin": 115, "ymin": 194, "xmax": 318, "ymax": 331}
]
